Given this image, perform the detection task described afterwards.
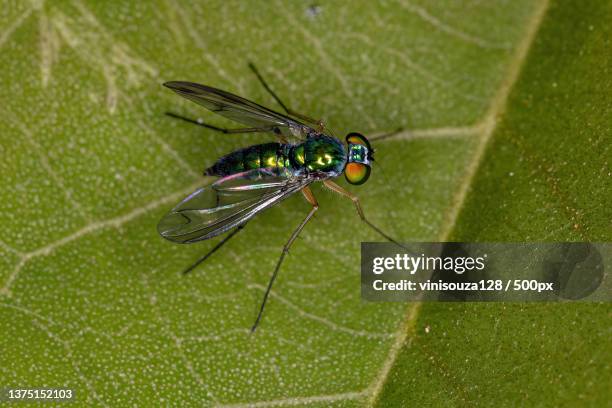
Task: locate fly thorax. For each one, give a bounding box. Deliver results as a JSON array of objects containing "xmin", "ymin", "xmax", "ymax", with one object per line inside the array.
[{"xmin": 294, "ymin": 136, "xmax": 346, "ymax": 176}]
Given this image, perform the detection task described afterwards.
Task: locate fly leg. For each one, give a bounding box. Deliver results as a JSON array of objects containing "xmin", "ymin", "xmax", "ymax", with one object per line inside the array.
[
  {"xmin": 165, "ymin": 112, "xmax": 276, "ymax": 134},
  {"xmin": 247, "ymin": 62, "xmax": 326, "ymax": 132},
  {"xmin": 251, "ymin": 187, "xmax": 318, "ymax": 333},
  {"xmin": 323, "ymin": 180, "xmax": 404, "ymax": 247},
  {"xmin": 182, "ymin": 224, "xmax": 247, "ymax": 275}
]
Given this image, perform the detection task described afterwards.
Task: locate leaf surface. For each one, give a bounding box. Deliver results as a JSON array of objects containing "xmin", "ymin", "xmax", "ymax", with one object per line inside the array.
[
  {"xmin": 1, "ymin": 1, "xmax": 591, "ymax": 406},
  {"xmin": 375, "ymin": 0, "xmax": 611, "ymax": 406}
]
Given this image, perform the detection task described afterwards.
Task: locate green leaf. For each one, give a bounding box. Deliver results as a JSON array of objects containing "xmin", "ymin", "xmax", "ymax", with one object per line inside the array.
[
  {"xmin": 1, "ymin": 1, "xmax": 605, "ymax": 407},
  {"xmin": 375, "ymin": 0, "xmax": 611, "ymax": 406}
]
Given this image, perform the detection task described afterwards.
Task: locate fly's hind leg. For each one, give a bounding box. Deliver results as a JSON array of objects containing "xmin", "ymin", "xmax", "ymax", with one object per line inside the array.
[
  {"xmin": 247, "ymin": 62, "xmax": 326, "ymax": 132},
  {"xmin": 165, "ymin": 112, "xmax": 287, "ymax": 142},
  {"xmin": 182, "ymin": 223, "xmax": 247, "ymax": 275},
  {"xmin": 165, "ymin": 112, "xmax": 275, "ymax": 134},
  {"xmin": 323, "ymin": 180, "xmax": 405, "ymax": 248},
  {"xmin": 251, "ymin": 186, "xmax": 319, "ymax": 333}
]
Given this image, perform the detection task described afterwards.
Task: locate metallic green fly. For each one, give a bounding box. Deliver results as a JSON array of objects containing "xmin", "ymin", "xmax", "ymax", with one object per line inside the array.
[{"xmin": 158, "ymin": 63, "xmax": 402, "ymax": 332}]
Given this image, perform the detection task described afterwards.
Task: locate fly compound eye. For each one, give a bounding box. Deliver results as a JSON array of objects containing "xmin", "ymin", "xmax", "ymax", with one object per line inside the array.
[
  {"xmin": 345, "ymin": 132, "xmax": 371, "ymax": 150},
  {"xmin": 344, "ymin": 162, "xmax": 371, "ymax": 185}
]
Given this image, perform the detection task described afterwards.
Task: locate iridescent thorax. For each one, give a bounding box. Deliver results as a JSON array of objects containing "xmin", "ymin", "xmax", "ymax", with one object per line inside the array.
[{"xmin": 300, "ymin": 135, "xmax": 346, "ymax": 176}]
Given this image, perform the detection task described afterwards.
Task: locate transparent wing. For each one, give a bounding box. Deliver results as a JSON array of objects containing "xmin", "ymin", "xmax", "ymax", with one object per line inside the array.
[
  {"xmin": 164, "ymin": 81, "xmax": 314, "ymax": 139},
  {"xmin": 158, "ymin": 168, "xmax": 312, "ymax": 243}
]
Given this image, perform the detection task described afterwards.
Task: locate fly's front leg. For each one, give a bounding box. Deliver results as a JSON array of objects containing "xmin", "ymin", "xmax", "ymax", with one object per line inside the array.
[
  {"xmin": 323, "ymin": 180, "xmax": 404, "ymax": 247},
  {"xmin": 251, "ymin": 186, "xmax": 319, "ymax": 333}
]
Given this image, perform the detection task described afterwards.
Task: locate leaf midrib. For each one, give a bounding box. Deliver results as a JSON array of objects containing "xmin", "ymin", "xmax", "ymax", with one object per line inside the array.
[{"xmin": 367, "ymin": 0, "xmax": 551, "ymax": 406}]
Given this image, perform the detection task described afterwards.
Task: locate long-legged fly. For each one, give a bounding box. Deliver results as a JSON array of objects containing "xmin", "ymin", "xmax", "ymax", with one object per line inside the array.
[{"xmin": 158, "ymin": 63, "xmax": 402, "ymax": 332}]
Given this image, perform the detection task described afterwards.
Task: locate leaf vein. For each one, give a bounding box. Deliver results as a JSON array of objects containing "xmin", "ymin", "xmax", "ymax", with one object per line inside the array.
[
  {"xmin": 397, "ymin": 0, "xmax": 510, "ymax": 49},
  {"xmin": 276, "ymin": 0, "xmax": 377, "ymax": 129},
  {"xmin": 248, "ymin": 283, "xmax": 393, "ymax": 339}
]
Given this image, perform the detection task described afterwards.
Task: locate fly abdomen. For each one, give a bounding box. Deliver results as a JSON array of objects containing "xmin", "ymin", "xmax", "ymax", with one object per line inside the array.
[{"xmin": 206, "ymin": 142, "xmax": 292, "ymax": 176}]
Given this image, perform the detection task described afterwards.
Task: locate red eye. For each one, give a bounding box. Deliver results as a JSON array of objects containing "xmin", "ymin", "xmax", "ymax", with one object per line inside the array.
[
  {"xmin": 345, "ymin": 162, "xmax": 371, "ymax": 185},
  {"xmin": 346, "ymin": 133, "xmax": 371, "ymax": 149}
]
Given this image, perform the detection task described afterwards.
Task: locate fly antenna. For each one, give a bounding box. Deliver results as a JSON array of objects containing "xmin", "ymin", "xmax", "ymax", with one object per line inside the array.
[{"xmin": 368, "ymin": 127, "xmax": 403, "ymax": 142}]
